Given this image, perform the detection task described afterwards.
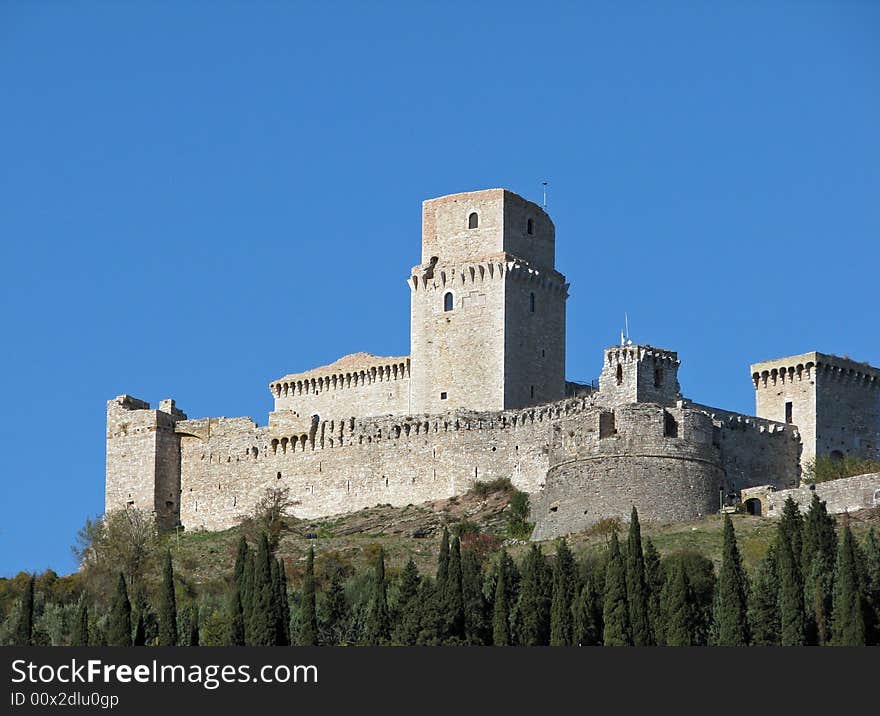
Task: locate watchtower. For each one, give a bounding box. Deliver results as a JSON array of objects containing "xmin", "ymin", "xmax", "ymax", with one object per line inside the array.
[
  {"xmin": 598, "ymin": 344, "xmax": 682, "ymax": 407},
  {"xmin": 751, "ymin": 351, "xmax": 880, "ymax": 470},
  {"xmin": 408, "ymin": 189, "xmax": 568, "ymax": 414}
]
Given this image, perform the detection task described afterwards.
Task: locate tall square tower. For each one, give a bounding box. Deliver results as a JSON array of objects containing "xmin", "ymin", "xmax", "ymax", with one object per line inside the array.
[
  {"xmin": 751, "ymin": 351, "xmax": 880, "ymax": 470},
  {"xmin": 408, "ymin": 189, "xmax": 568, "ymax": 414}
]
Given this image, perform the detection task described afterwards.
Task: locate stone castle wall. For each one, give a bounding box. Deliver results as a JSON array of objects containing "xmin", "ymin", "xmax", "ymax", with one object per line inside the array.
[
  {"xmin": 743, "ymin": 472, "xmax": 880, "ymax": 518},
  {"xmin": 531, "ymin": 402, "xmax": 800, "ymax": 540}
]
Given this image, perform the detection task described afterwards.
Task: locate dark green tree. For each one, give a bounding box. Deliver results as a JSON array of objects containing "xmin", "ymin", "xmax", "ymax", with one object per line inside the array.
[
  {"xmin": 233, "ymin": 536, "xmax": 249, "ymax": 589},
  {"xmin": 864, "ymin": 528, "xmax": 880, "ymax": 645},
  {"xmin": 158, "ymin": 551, "xmax": 178, "ymax": 646},
  {"xmin": 602, "ymin": 531, "xmax": 631, "ymax": 646},
  {"xmin": 777, "ymin": 529, "xmax": 806, "ymax": 646},
  {"xmin": 492, "ymin": 552, "xmax": 511, "ymax": 646},
  {"xmin": 187, "ymin": 606, "xmax": 199, "ymax": 646},
  {"xmin": 518, "ymin": 544, "xmax": 552, "ymax": 645},
  {"xmin": 323, "ymin": 567, "xmax": 349, "ymax": 645},
  {"xmin": 228, "ymin": 588, "xmax": 246, "ymax": 646},
  {"xmin": 108, "ymin": 573, "xmax": 132, "ymax": 647},
  {"xmin": 392, "ymin": 559, "xmax": 422, "ymax": 646},
  {"xmin": 549, "ymin": 538, "xmax": 577, "ymax": 646},
  {"xmin": 437, "ymin": 527, "xmax": 450, "ymax": 585},
  {"xmin": 416, "ymin": 578, "xmax": 443, "ymax": 646},
  {"xmin": 572, "ymin": 567, "xmax": 602, "ymax": 646},
  {"xmin": 748, "ymin": 544, "xmax": 780, "ymax": 645},
  {"xmin": 779, "ymin": 497, "xmax": 804, "ymax": 576},
  {"xmin": 663, "ymin": 559, "xmax": 696, "ymax": 647},
  {"xmin": 365, "ymin": 547, "xmax": 390, "ymax": 644},
  {"xmin": 249, "ymin": 534, "xmax": 277, "ymax": 646},
  {"xmin": 712, "ymin": 514, "xmax": 749, "ymax": 646},
  {"xmin": 441, "ymin": 537, "xmax": 465, "ymax": 642},
  {"xmin": 133, "ymin": 611, "xmax": 146, "ymax": 646},
  {"xmin": 277, "ymin": 558, "xmax": 291, "ymax": 645},
  {"xmin": 462, "ymin": 550, "xmax": 489, "ymax": 645},
  {"xmin": 72, "ymin": 598, "xmax": 89, "ymax": 647},
  {"xmin": 831, "ymin": 521, "xmax": 866, "ymax": 646},
  {"xmin": 625, "ymin": 507, "xmax": 652, "ymax": 646},
  {"xmin": 13, "ymin": 576, "xmax": 35, "ymax": 646},
  {"xmin": 240, "ymin": 550, "xmax": 255, "ymax": 641},
  {"xmin": 801, "ymin": 494, "xmax": 837, "ymax": 644},
  {"xmin": 299, "ymin": 548, "xmax": 318, "ymax": 646},
  {"xmin": 643, "ymin": 539, "xmax": 664, "ymax": 643}
]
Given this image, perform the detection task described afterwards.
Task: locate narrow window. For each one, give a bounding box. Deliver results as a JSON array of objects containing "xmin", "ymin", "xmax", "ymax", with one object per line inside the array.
[
  {"xmin": 527, "ymin": 218, "xmax": 534, "ymax": 235},
  {"xmin": 664, "ymin": 411, "xmax": 679, "ymax": 438},
  {"xmin": 654, "ymin": 367, "xmax": 663, "ymax": 388},
  {"xmin": 468, "ymin": 212, "xmax": 479, "ymax": 229},
  {"xmin": 530, "ymin": 385, "xmax": 535, "ymax": 399},
  {"xmin": 440, "ymin": 391, "xmax": 448, "ymax": 400},
  {"xmin": 616, "ymin": 363, "xmax": 623, "ymax": 386},
  {"xmin": 529, "ymin": 292, "xmax": 535, "ymax": 313},
  {"xmin": 444, "ymin": 292, "xmax": 453, "ymax": 312},
  {"xmin": 784, "ymin": 401, "xmax": 793, "ymax": 424}
]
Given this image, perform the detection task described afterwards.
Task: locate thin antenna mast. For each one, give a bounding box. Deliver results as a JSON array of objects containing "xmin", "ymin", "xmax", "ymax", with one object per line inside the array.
[{"xmin": 542, "ymin": 181, "xmax": 548, "ymax": 208}]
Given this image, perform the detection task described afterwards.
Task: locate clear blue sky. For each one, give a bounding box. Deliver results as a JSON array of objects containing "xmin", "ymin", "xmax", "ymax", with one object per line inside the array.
[{"xmin": 1, "ymin": 2, "xmax": 878, "ymax": 577}]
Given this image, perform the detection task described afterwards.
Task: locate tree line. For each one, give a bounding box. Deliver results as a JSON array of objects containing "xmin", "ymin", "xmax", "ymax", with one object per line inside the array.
[{"xmin": 5, "ymin": 496, "xmax": 880, "ymax": 646}]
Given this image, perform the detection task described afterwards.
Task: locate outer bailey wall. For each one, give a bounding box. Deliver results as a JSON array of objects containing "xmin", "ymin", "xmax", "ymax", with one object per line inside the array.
[
  {"xmin": 759, "ymin": 472, "xmax": 880, "ymax": 516},
  {"xmin": 173, "ymin": 400, "xmax": 597, "ymax": 532}
]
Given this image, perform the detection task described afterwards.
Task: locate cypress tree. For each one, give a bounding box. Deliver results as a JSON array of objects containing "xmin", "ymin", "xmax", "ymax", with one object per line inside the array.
[
  {"xmin": 249, "ymin": 534, "xmax": 277, "ymax": 646},
  {"xmin": 462, "ymin": 550, "xmax": 489, "ymax": 645},
  {"xmin": 831, "ymin": 521, "xmax": 866, "ymax": 646},
  {"xmin": 72, "ymin": 598, "xmax": 89, "ymax": 647},
  {"xmin": 549, "ymin": 538, "xmax": 577, "ymax": 646},
  {"xmin": 713, "ymin": 514, "xmax": 749, "ymax": 646},
  {"xmin": 158, "ymin": 551, "xmax": 178, "ymax": 646},
  {"xmin": 277, "ymin": 558, "xmax": 291, "ymax": 646},
  {"xmin": 392, "ymin": 559, "xmax": 422, "ymax": 646},
  {"xmin": 14, "ymin": 575, "xmax": 34, "ymax": 646},
  {"xmin": 188, "ymin": 606, "xmax": 199, "ymax": 646},
  {"xmin": 442, "ymin": 536, "xmax": 465, "ymax": 642},
  {"xmin": 365, "ymin": 547, "xmax": 390, "ymax": 644},
  {"xmin": 492, "ymin": 552, "xmax": 511, "ymax": 646},
  {"xmin": 602, "ymin": 532, "xmax": 631, "ymax": 646},
  {"xmin": 643, "ymin": 539, "xmax": 664, "ymax": 644},
  {"xmin": 777, "ymin": 530, "xmax": 806, "ymax": 646},
  {"xmin": 802, "ymin": 493, "xmax": 837, "ymax": 645},
  {"xmin": 416, "ymin": 578, "xmax": 443, "ymax": 646},
  {"xmin": 572, "ymin": 569, "xmax": 601, "ymax": 646},
  {"xmin": 625, "ymin": 507, "xmax": 652, "ymax": 646},
  {"xmin": 518, "ymin": 544, "xmax": 552, "ymax": 645},
  {"xmin": 864, "ymin": 528, "xmax": 880, "ymax": 645},
  {"xmin": 233, "ymin": 536, "xmax": 249, "ymax": 589},
  {"xmin": 299, "ymin": 547, "xmax": 318, "ymax": 646},
  {"xmin": 228, "ymin": 588, "xmax": 246, "ymax": 646},
  {"xmin": 324, "ymin": 567, "xmax": 349, "ymax": 645},
  {"xmin": 437, "ymin": 527, "xmax": 450, "ymax": 585},
  {"xmin": 108, "ymin": 573, "xmax": 132, "ymax": 647},
  {"xmin": 133, "ymin": 611, "xmax": 146, "ymax": 646},
  {"xmin": 779, "ymin": 497, "xmax": 804, "ymax": 576},
  {"xmin": 748, "ymin": 544, "xmax": 780, "ymax": 645},
  {"xmin": 663, "ymin": 559, "xmax": 695, "ymax": 646},
  {"xmin": 240, "ymin": 550, "xmax": 255, "ymax": 642}
]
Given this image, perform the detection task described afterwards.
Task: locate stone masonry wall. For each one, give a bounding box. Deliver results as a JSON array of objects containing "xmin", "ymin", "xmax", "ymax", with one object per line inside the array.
[{"xmin": 747, "ymin": 472, "xmax": 880, "ymax": 517}]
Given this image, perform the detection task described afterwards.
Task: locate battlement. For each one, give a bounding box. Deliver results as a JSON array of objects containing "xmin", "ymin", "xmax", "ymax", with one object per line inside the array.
[
  {"xmin": 597, "ymin": 344, "xmax": 681, "ymax": 407},
  {"xmin": 409, "ymin": 256, "xmax": 567, "ymax": 296},
  {"xmin": 751, "ymin": 351, "xmax": 880, "ymax": 389}
]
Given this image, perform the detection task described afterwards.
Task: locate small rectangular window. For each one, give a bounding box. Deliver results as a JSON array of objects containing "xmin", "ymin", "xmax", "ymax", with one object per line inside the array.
[
  {"xmin": 530, "ymin": 385, "xmax": 535, "ymax": 399},
  {"xmin": 440, "ymin": 392, "xmax": 447, "ymax": 400},
  {"xmin": 785, "ymin": 401, "xmax": 793, "ymax": 424}
]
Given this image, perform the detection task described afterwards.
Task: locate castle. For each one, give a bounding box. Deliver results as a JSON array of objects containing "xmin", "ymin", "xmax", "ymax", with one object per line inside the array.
[{"xmin": 105, "ymin": 189, "xmax": 880, "ymax": 540}]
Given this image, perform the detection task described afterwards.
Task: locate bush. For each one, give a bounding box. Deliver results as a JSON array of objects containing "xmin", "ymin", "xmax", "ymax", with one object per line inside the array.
[
  {"xmin": 803, "ymin": 455, "xmax": 880, "ymax": 484},
  {"xmin": 585, "ymin": 516, "xmax": 623, "ymax": 539},
  {"xmin": 468, "ymin": 478, "xmax": 513, "ymax": 498},
  {"xmin": 506, "ymin": 489, "xmax": 534, "ymax": 539}
]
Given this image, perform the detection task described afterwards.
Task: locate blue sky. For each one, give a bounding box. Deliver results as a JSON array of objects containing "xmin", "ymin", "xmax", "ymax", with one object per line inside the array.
[{"xmin": 1, "ymin": 2, "xmax": 878, "ymax": 576}]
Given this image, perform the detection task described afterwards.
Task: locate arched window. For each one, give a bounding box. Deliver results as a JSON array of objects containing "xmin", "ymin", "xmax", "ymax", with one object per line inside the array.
[
  {"xmin": 527, "ymin": 218, "xmax": 534, "ymax": 235},
  {"xmin": 468, "ymin": 212, "xmax": 479, "ymax": 229},
  {"xmin": 529, "ymin": 292, "xmax": 535, "ymax": 313},
  {"xmin": 444, "ymin": 292, "xmax": 454, "ymax": 312}
]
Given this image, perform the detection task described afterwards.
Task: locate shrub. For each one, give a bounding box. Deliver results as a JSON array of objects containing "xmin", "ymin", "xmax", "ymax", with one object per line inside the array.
[
  {"xmin": 803, "ymin": 455, "xmax": 880, "ymax": 484},
  {"xmin": 506, "ymin": 489, "xmax": 534, "ymax": 539},
  {"xmin": 585, "ymin": 516, "xmax": 623, "ymax": 539},
  {"xmin": 468, "ymin": 478, "xmax": 513, "ymax": 498}
]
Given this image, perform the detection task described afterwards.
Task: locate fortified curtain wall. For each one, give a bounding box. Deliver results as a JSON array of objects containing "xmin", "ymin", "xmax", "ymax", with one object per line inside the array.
[{"xmin": 175, "ymin": 396, "xmax": 599, "ymax": 532}]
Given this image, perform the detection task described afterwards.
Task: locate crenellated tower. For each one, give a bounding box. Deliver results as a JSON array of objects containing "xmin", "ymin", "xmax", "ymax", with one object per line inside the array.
[
  {"xmin": 751, "ymin": 351, "xmax": 880, "ymax": 471},
  {"xmin": 408, "ymin": 189, "xmax": 568, "ymax": 414},
  {"xmin": 597, "ymin": 344, "xmax": 681, "ymax": 407}
]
